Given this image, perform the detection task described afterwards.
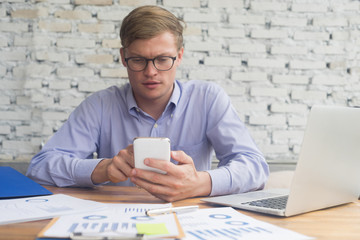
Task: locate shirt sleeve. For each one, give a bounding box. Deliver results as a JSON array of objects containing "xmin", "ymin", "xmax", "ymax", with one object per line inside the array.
[
  {"xmin": 26, "ymin": 93, "xmax": 103, "ymax": 187},
  {"xmin": 204, "ymin": 84, "xmax": 269, "ymax": 196}
]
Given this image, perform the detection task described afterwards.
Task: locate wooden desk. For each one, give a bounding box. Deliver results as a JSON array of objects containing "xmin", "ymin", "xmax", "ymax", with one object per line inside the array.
[{"xmin": 1, "ymin": 186, "xmax": 359, "ymax": 240}]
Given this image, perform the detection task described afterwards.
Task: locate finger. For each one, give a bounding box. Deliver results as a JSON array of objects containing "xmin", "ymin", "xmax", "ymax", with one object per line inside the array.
[
  {"xmin": 107, "ymin": 162, "xmax": 128, "ymax": 182},
  {"xmin": 130, "ymin": 175, "xmax": 174, "ymax": 198},
  {"xmin": 171, "ymin": 151, "xmax": 193, "ymax": 165},
  {"xmin": 142, "ymin": 158, "xmax": 173, "ymax": 174}
]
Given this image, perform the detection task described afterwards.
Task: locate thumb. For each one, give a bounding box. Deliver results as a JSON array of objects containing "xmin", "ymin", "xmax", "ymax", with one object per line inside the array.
[{"xmin": 171, "ymin": 150, "xmax": 193, "ymax": 165}]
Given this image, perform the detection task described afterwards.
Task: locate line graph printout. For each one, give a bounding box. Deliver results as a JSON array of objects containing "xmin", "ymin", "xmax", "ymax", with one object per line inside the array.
[
  {"xmin": 177, "ymin": 207, "xmax": 313, "ymax": 240},
  {"xmin": 0, "ymin": 194, "xmax": 107, "ymax": 225},
  {"xmin": 43, "ymin": 203, "xmax": 177, "ymax": 238}
]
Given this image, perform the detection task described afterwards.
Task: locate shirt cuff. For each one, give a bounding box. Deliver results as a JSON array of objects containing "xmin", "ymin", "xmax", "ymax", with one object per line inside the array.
[
  {"xmin": 206, "ymin": 167, "xmax": 232, "ymax": 196},
  {"xmin": 74, "ymin": 158, "xmax": 104, "ymax": 187}
]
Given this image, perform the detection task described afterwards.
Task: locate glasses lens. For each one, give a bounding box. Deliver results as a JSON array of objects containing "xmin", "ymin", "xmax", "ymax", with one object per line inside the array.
[
  {"xmin": 127, "ymin": 58, "xmax": 146, "ymax": 71},
  {"xmin": 154, "ymin": 56, "xmax": 175, "ymax": 71}
]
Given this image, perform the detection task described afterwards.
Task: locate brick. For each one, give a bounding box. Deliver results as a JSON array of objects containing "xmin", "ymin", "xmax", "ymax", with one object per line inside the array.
[
  {"xmin": 78, "ymin": 82, "xmax": 110, "ymax": 92},
  {"xmin": 272, "ymin": 74, "xmax": 309, "ymax": 84},
  {"xmin": 288, "ymin": 116, "xmax": 307, "ymax": 126},
  {"xmin": 11, "ymin": 8, "xmax": 48, "ymax": 19},
  {"xmin": 251, "ymin": 2, "xmax": 287, "ymax": 11},
  {"xmin": 164, "ymin": 0, "xmax": 200, "ymax": 7},
  {"xmin": 249, "ymin": 115, "xmax": 287, "ymax": 125},
  {"xmin": 229, "ymin": 14, "xmax": 265, "ymax": 25},
  {"xmin": 34, "ymin": 51, "xmax": 69, "ymax": 63},
  {"xmin": 208, "ymin": 0, "xmax": 243, "ymax": 8},
  {"xmin": 294, "ymin": 31, "xmax": 329, "ymax": 41},
  {"xmin": 183, "ymin": 26, "xmax": 202, "ymax": 36},
  {"xmin": 313, "ymin": 46, "xmax": 344, "ymax": 55},
  {"xmin": 204, "ymin": 56, "xmax": 241, "ymax": 66},
  {"xmin": 0, "ymin": 51, "xmax": 26, "ymax": 61},
  {"xmin": 250, "ymin": 87, "xmax": 288, "ymax": 98},
  {"xmin": 30, "ymin": 94, "xmax": 53, "ymax": 105},
  {"xmin": 101, "ymin": 68, "xmax": 128, "ymax": 78},
  {"xmin": 15, "ymin": 126, "xmax": 33, "ymax": 136},
  {"xmin": 97, "ymin": 11, "xmax": 128, "ymax": 21},
  {"xmin": 42, "ymin": 111, "xmax": 69, "ymax": 121},
  {"xmin": 270, "ymin": 103, "xmax": 308, "ymax": 113},
  {"xmin": 251, "ymin": 29, "xmax": 287, "ymax": 39},
  {"xmin": 49, "ymin": 80, "xmax": 71, "ymax": 90},
  {"xmin": 291, "ymin": 90, "xmax": 327, "ymax": 101},
  {"xmin": 57, "ymin": 67, "xmax": 94, "ymax": 78},
  {"xmin": 260, "ymin": 144, "xmax": 289, "ymax": 154},
  {"xmin": 13, "ymin": 64, "xmax": 52, "ymax": 78},
  {"xmin": 184, "ymin": 12, "xmax": 221, "ymax": 23},
  {"xmin": 1, "ymin": 80, "xmax": 23, "ymax": 90},
  {"xmin": 57, "ymin": 38, "xmax": 96, "ymax": 48},
  {"xmin": 312, "ymin": 75, "xmax": 347, "ymax": 85},
  {"xmin": 54, "ymin": 10, "xmax": 92, "ymax": 20},
  {"xmin": 220, "ymin": 83, "xmax": 246, "ymax": 96},
  {"xmin": 185, "ymin": 42, "xmax": 222, "ymax": 52},
  {"xmin": 289, "ymin": 60, "xmax": 326, "ymax": 70},
  {"xmin": 75, "ymin": 0, "xmax": 112, "ymax": 5},
  {"xmin": 230, "ymin": 43, "xmax": 266, "ymax": 53},
  {"xmin": 208, "ymin": 28, "xmax": 245, "ymax": 38},
  {"xmin": 0, "ymin": 22, "xmax": 29, "ymax": 33},
  {"xmin": 0, "ymin": 38, "xmax": 8, "ymax": 47},
  {"xmin": 60, "ymin": 96, "xmax": 84, "ymax": 107},
  {"xmin": 313, "ymin": 17, "xmax": 348, "ymax": 27},
  {"xmin": 24, "ymin": 80, "xmax": 42, "ymax": 89},
  {"xmin": 0, "ymin": 8, "xmax": 6, "ymax": 18},
  {"xmin": 0, "ymin": 111, "xmax": 31, "ymax": 120},
  {"xmin": 232, "ymin": 71, "xmax": 267, "ymax": 82},
  {"xmin": 231, "ymin": 101, "xmax": 268, "ymax": 112},
  {"xmin": 2, "ymin": 140, "xmax": 35, "ymax": 153},
  {"xmin": 188, "ymin": 69, "xmax": 226, "ymax": 80},
  {"xmin": 0, "ymin": 96, "xmax": 10, "ymax": 105},
  {"xmin": 14, "ymin": 36, "xmax": 51, "ymax": 47},
  {"xmin": 271, "ymin": 46, "xmax": 307, "ymax": 55},
  {"xmin": 38, "ymin": 21, "xmax": 71, "ymax": 32},
  {"xmin": 271, "ymin": 17, "xmax": 307, "ymax": 27},
  {"xmin": 291, "ymin": 3, "xmax": 328, "ymax": 12},
  {"xmin": 78, "ymin": 23, "xmax": 115, "ymax": 33},
  {"xmin": 118, "ymin": 0, "xmax": 156, "ymax": 6},
  {"xmin": 76, "ymin": 54, "xmax": 114, "ymax": 64},
  {"xmin": 331, "ymin": 31, "xmax": 349, "ymax": 40},
  {"xmin": 248, "ymin": 58, "xmax": 287, "ymax": 69},
  {"xmin": 102, "ymin": 39, "xmax": 122, "ymax": 48},
  {"xmin": 0, "ymin": 125, "xmax": 11, "ymax": 134},
  {"xmin": 328, "ymin": 61, "xmax": 347, "ymax": 69},
  {"xmin": 0, "ymin": 65, "xmax": 6, "ymax": 76},
  {"xmin": 273, "ymin": 130, "xmax": 304, "ymax": 144}
]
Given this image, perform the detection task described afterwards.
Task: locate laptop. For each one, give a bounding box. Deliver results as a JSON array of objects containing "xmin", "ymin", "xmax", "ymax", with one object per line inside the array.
[{"xmin": 202, "ymin": 105, "xmax": 360, "ymax": 217}]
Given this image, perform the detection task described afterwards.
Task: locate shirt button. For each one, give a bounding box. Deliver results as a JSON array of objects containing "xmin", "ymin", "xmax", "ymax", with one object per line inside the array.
[
  {"xmin": 154, "ymin": 123, "xmax": 158, "ymax": 128},
  {"xmin": 136, "ymin": 108, "xmax": 140, "ymax": 112}
]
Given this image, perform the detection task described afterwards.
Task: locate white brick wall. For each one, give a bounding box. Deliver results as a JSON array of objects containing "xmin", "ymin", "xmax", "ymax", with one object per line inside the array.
[{"xmin": 0, "ymin": 0, "xmax": 359, "ymax": 170}]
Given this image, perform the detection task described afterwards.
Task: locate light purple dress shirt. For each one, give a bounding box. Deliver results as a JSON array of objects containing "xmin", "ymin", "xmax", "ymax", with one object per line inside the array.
[{"xmin": 26, "ymin": 80, "xmax": 269, "ymax": 196}]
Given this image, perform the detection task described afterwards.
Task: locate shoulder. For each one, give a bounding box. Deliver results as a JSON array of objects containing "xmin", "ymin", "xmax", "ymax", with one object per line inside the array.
[{"xmin": 85, "ymin": 84, "xmax": 129, "ymax": 105}]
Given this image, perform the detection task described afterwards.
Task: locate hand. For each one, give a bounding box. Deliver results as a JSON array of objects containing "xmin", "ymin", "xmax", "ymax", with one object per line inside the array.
[
  {"xmin": 130, "ymin": 150, "xmax": 212, "ymax": 202},
  {"xmin": 91, "ymin": 144, "xmax": 135, "ymax": 184}
]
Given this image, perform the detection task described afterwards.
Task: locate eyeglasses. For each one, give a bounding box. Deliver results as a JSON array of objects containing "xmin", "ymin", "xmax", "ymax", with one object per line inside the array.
[{"xmin": 124, "ymin": 56, "xmax": 177, "ymax": 72}]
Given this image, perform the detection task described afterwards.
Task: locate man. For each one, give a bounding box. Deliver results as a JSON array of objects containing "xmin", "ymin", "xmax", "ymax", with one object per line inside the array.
[{"xmin": 26, "ymin": 5, "xmax": 269, "ymax": 202}]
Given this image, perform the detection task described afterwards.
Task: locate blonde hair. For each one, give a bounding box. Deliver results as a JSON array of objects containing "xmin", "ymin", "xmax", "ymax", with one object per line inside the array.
[{"xmin": 120, "ymin": 5, "xmax": 184, "ymax": 51}]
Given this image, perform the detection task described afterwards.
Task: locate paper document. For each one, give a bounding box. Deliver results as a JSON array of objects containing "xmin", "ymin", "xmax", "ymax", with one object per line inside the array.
[
  {"xmin": 177, "ymin": 207, "xmax": 313, "ymax": 240},
  {"xmin": 40, "ymin": 203, "xmax": 183, "ymax": 239},
  {"xmin": 0, "ymin": 194, "xmax": 107, "ymax": 225}
]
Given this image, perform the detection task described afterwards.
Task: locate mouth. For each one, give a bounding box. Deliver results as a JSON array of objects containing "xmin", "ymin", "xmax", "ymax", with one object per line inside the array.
[{"xmin": 142, "ymin": 81, "xmax": 161, "ymax": 89}]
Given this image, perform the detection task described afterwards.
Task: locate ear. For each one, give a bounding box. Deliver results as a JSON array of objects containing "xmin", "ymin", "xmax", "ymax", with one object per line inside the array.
[
  {"xmin": 175, "ymin": 47, "xmax": 184, "ymax": 67},
  {"xmin": 120, "ymin": 48, "xmax": 127, "ymax": 67}
]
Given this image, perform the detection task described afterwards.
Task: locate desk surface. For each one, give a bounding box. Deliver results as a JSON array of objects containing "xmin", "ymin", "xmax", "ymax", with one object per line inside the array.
[{"xmin": 1, "ymin": 186, "xmax": 359, "ymax": 240}]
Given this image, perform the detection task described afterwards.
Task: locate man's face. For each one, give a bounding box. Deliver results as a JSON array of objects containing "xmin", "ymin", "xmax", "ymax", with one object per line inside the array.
[{"xmin": 120, "ymin": 32, "xmax": 183, "ymax": 106}]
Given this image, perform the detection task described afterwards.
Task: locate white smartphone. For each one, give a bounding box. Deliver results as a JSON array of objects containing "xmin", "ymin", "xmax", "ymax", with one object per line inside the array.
[{"xmin": 133, "ymin": 137, "xmax": 171, "ymax": 174}]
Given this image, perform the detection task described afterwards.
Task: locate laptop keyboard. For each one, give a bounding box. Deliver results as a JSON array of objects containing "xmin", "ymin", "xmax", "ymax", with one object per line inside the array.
[{"xmin": 242, "ymin": 195, "xmax": 289, "ymax": 210}]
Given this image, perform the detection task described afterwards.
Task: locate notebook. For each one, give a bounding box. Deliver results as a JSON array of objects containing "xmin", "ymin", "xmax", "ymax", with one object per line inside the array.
[
  {"xmin": 202, "ymin": 105, "xmax": 360, "ymax": 217},
  {"xmin": 0, "ymin": 166, "xmax": 52, "ymax": 199}
]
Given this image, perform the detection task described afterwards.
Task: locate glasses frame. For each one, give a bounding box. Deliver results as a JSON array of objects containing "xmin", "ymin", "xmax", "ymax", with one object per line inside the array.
[{"xmin": 124, "ymin": 56, "xmax": 177, "ymax": 72}]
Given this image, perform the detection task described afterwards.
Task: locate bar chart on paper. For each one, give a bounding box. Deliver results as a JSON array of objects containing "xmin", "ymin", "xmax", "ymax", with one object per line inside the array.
[{"xmin": 177, "ymin": 207, "xmax": 313, "ymax": 240}]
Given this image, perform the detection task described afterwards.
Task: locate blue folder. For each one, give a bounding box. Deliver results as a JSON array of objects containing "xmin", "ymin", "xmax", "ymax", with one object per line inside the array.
[{"xmin": 0, "ymin": 166, "xmax": 52, "ymax": 199}]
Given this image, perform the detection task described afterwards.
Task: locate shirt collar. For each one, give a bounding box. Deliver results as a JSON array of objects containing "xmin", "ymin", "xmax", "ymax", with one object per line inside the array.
[{"xmin": 126, "ymin": 80, "xmax": 181, "ymax": 116}]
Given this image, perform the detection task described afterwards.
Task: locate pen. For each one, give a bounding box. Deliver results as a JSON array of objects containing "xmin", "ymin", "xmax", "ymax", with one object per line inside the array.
[
  {"xmin": 70, "ymin": 232, "xmax": 145, "ymax": 240},
  {"xmin": 146, "ymin": 205, "xmax": 199, "ymax": 216}
]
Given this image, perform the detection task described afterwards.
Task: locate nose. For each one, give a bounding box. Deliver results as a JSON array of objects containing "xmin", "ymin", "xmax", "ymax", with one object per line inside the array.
[{"xmin": 143, "ymin": 60, "xmax": 158, "ymax": 76}]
